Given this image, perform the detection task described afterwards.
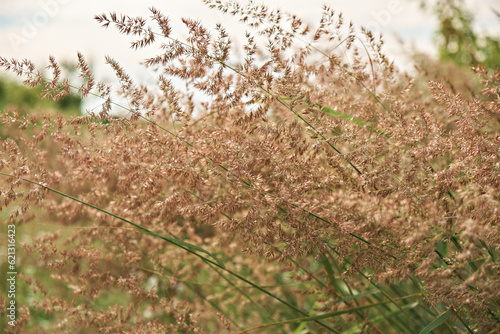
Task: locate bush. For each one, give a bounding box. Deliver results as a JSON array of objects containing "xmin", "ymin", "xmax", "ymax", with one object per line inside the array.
[
  {"xmin": 420, "ymin": 0, "xmax": 500, "ymax": 69},
  {"xmin": 0, "ymin": 75, "xmax": 81, "ymax": 117},
  {"xmin": 1, "ymin": 2, "xmax": 499, "ymax": 333}
]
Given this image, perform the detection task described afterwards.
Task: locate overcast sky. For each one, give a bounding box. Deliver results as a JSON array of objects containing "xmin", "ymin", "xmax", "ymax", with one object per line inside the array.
[
  {"xmin": 1, "ymin": 0, "xmax": 499, "ymax": 66},
  {"xmin": 0, "ymin": 0, "xmax": 498, "ymax": 92}
]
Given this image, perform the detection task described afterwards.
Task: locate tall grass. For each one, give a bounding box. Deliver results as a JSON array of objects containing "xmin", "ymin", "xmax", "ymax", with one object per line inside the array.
[{"xmin": 1, "ymin": 2, "xmax": 499, "ymax": 333}]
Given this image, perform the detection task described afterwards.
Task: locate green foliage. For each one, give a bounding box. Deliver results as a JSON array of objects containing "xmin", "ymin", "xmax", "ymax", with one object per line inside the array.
[
  {"xmin": 0, "ymin": 76, "xmax": 81, "ymax": 115},
  {"xmin": 421, "ymin": 0, "xmax": 500, "ymax": 69},
  {"xmin": 0, "ymin": 2, "xmax": 499, "ymax": 333}
]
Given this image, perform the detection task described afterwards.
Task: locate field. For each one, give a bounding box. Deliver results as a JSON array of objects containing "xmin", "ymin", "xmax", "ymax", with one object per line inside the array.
[{"xmin": 1, "ymin": 1, "xmax": 499, "ymax": 333}]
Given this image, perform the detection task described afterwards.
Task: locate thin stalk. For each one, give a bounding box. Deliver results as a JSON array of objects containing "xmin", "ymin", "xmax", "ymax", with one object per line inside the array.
[
  {"xmin": 206, "ymin": 262, "xmax": 281, "ymax": 327},
  {"xmin": 327, "ymin": 243, "xmax": 414, "ymax": 320},
  {"xmin": 120, "ymin": 25, "xmax": 365, "ymax": 175},
  {"xmin": 236, "ymin": 294, "xmax": 422, "ymax": 334},
  {"xmin": 0, "ymin": 172, "xmax": 336, "ymax": 333},
  {"xmin": 138, "ymin": 263, "xmax": 243, "ymax": 330}
]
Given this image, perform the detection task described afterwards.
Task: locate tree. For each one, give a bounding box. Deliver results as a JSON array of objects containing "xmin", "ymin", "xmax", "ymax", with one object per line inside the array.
[{"xmin": 420, "ymin": 0, "xmax": 500, "ymax": 69}]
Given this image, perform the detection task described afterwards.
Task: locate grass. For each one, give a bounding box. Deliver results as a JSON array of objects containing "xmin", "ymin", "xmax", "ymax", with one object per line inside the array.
[{"xmin": 1, "ymin": 2, "xmax": 499, "ymax": 333}]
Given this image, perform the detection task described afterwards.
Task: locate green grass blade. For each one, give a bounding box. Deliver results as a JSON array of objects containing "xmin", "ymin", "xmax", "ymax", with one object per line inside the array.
[
  {"xmin": 207, "ymin": 262, "xmax": 282, "ymax": 328},
  {"xmin": 0, "ymin": 172, "xmax": 225, "ymax": 268},
  {"xmin": 342, "ymin": 302, "xmax": 420, "ymax": 334},
  {"xmin": 237, "ymin": 294, "xmax": 421, "ymax": 334},
  {"xmin": 0, "ymin": 172, "xmax": 337, "ymax": 332},
  {"xmin": 313, "ymin": 103, "xmax": 391, "ymax": 138},
  {"xmin": 278, "ymin": 98, "xmax": 392, "ymax": 138},
  {"xmin": 419, "ymin": 309, "xmax": 452, "ymax": 334}
]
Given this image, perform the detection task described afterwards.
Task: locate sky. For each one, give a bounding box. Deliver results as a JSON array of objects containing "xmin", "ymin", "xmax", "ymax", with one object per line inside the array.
[
  {"xmin": 1, "ymin": 0, "xmax": 498, "ymax": 69},
  {"xmin": 0, "ymin": 0, "xmax": 498, "ymax": 111}
]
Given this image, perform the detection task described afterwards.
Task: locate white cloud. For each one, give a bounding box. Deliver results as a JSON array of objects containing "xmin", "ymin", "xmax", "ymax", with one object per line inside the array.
[{"xmin": 0, "ymin": 0, "xmax": 497, "ymax": 77}]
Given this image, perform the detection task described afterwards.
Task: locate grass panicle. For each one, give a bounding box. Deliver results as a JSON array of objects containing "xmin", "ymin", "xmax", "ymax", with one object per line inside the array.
[{"xmin": 1, "ymin": 2, "xmax": 499, "ymax": 333}]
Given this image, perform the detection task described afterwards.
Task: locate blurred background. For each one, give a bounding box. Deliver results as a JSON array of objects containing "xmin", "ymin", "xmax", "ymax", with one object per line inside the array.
[{"xmin": 0, "ymin": 0, "xmax": 499, "ymax": 113}]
